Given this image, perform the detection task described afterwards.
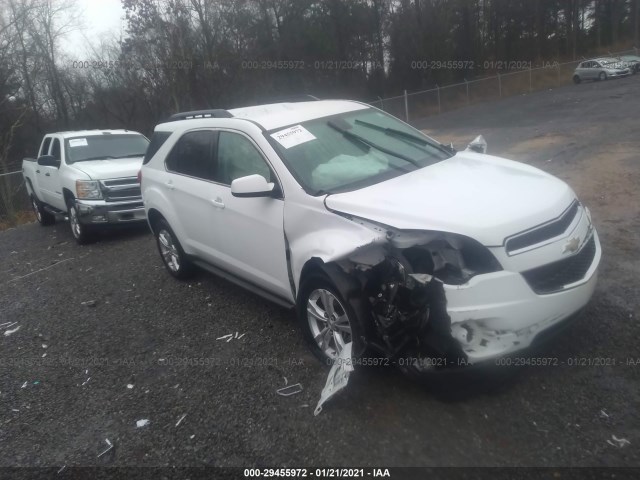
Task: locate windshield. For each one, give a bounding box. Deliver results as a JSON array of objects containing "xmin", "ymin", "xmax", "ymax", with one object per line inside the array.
[
  {"xmin": 65, "ymin": 134, "xmax": 149, "ymax": 163},
  {"xmin": 265, "ymin": 108, "xmax": 452, "ymax": 195}
]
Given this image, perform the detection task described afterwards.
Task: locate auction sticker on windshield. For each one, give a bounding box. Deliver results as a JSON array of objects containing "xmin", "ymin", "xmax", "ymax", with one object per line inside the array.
[
  {"xmin": 69, "ymin": 138, "xmax": 88, "ymax": 147},
  {"xmin": 270, "ymin": 125, "xmax": 316, "ymax": 149}
]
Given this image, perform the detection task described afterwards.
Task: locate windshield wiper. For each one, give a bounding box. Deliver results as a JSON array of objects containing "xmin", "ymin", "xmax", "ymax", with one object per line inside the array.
[
  {"xmin": 355, "ymin": 119, "xmax": 455, "ymax": 155},
  {"xmin": 327, "ymin": 120, "xmax": 421, "ymax": 167},
  {"xmin": 113, "ymin": 153, "xmax": 145, "ymax": 159},
  {"xmin": 75, "ymin": 156, "xmax": 117, "ymax": 162}
]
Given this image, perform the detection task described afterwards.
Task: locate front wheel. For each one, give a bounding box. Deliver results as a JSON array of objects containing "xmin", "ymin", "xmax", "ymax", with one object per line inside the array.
[
  {"xmin": 31, "ymin": 195, "xmax": 55, "ymax": 226},
  {"xmin": 68, "ymin": 201, "xmax": 94, "ymax": 244},
  {"xmin": 598, "ymin": 71, "xmax": 607, "ymax": 81},
  {"xmin": 155, "ymin": 219, "xmax": 194, "ymax": 279},
  {"xmin": 572, "ymin": 75, "xmax": 581, "ymax": 84},
  {"xmin": 297, "ymin": 274, "xmax": 358, "ymax": 364}
]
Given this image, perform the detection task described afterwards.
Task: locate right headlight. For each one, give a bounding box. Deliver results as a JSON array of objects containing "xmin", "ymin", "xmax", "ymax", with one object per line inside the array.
[{"xmin": 76, "ymin": 180, "xmax": 103, "ymax": 200}]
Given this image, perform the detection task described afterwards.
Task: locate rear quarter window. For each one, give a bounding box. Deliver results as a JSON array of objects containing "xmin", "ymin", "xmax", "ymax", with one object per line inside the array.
[{"xmin": 143, "ymin": 131, "xmax": 172, "ymax": 165}]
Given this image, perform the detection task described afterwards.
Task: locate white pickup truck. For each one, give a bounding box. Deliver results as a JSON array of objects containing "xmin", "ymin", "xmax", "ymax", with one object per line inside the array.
[{"xmin": 23, "ymin": 130, "xmax": 150, "ymax": 243}]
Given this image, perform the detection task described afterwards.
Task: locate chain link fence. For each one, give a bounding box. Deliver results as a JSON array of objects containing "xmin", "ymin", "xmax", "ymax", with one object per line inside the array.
[
  {"xmin": 0, "ymin": 170, "xmax": 30, "ymax": 221},
  {"xmin": 369, "ymin": 48, "xmax": 639, "ymax": 122}
]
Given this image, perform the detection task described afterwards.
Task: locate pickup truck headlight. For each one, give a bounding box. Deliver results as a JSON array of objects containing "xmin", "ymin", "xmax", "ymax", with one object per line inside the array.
[{"xmin": 76, "ymin": 180, "xmax": 103, "ymax": 200}]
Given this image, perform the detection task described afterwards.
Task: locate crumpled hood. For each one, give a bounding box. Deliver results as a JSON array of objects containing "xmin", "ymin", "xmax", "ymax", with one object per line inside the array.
[
  {"xmin": 324, "ymin": 151, "xmax": 575, "ymax": 246},
  {"xmin": 72, "ymin": 157, "xmax": 143, "ymax": 180}
]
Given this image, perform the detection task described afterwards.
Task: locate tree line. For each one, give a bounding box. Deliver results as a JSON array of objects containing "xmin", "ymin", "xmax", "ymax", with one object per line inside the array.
[{"xmin": 1, "ymin": 0, "xmax": 639, "ymax": 172}]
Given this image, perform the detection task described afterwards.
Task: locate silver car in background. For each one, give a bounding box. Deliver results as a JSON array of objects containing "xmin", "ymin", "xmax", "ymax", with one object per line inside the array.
[
  {"xmin": 619, "ymin": 55, "xmax": 640, "ymax": 74},
  {"xmin": 573, "ymin": 57, "xmax": 631, "ymax": 83}
]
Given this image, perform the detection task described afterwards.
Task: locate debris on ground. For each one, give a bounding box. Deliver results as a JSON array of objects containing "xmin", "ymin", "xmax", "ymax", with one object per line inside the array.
[
  {"xmin": 600, "ymin": 409, "xmax": 610, "ymax": 418},
  {"xmin": 81, "ymin": 377, "xmax": 91, "ymax": 386},
  {"xmin": 4, "ymin": 325, "xmax": 21, "ymax": 336},
  {"xmin": 97, "ymin": 439, "xmax": 114, "ymax": 458},
  {"xmin": 276, "ymin": 383, "xmax": 303, "ymax": 397},
  {"xmin": 607, "ymin": 435, "xmax": 631, "ymax": 448},
  {"xmin": 216, "ymin": 334, "xmax": 233, "ymax": 341},
  {"xmin": 216, "ymin": 332, "xmax": 246, "ymax": 342},
  {"xmin": 21, "ymin": 381, "xmax": 27, "ymax": 389},
  {"xmin": 314, "ymin": 342, "xmax": 354, "ymax": 416},
  {"xmin": 127, "ymin": 384, "xmax": 134, "ymax": 389},
  {"xmin": 136, "ymin": 419, "xmax": 150, "ymax": 428},
  {"xmin": 175, "ymin": 414, "xmax": 187, "ymax": 427},
  {"xmin": 57, "ymin": 465, "xmax": 66, "ymax": 474},
  {"xmin": 81, "ymin": 300, "xmax": 97, "ymax": 307}
]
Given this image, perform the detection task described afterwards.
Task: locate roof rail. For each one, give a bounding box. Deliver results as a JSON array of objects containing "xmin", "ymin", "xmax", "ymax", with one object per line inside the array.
[{"xmin": 166, "ymin": 109, "xmax": 233, "ymax": 122}]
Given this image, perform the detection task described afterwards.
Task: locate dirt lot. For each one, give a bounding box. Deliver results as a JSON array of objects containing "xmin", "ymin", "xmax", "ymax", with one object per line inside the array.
[{"xmin": 1, "ymin": 75, "xmax": 639, "ymax": 470}]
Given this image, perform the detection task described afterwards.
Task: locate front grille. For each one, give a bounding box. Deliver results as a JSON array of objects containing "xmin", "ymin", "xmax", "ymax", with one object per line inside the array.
[
  {"xmin": 521, "ymin": 234, "xmax": 596, "ymax": 294},
  {"xmin": 101, "ymin": 177, "xmax": 141, "ymax": 202},
  {"xmin": 505, "ymin": 201, "xmax": 580, "ymax": 254}
]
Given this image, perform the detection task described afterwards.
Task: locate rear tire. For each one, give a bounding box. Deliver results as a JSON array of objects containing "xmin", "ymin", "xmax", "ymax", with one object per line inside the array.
[
  {"xmin": 154, "ymin": 219, "xmax": 194, "ymax": 279},
  {"xmin": 67, "ymin": 200, "xmax": 94, "ymax": 245},
  {"xmin": 31, "ymin": 194, "xmax": 55, "ymax": 226},
  {"xmin": 572, "ymin": 75, "xmax": 581, "ymax": 84}
]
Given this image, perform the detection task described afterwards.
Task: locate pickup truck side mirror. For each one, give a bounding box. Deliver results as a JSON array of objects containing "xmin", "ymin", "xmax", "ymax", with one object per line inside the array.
[
  {"xmin": 37, "ymin": 155, "xmax": 61, "ymax": 168},
  {"xmin": 231, "ymin": 174, "xmax": 275, "ymax": 198}
]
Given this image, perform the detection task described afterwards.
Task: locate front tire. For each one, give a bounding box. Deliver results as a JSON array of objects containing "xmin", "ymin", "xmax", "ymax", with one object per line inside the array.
[
  {"xmin": 154, "ymin": 219, "xmax": 194, "ymax": 279},
  {"xmin": 31, "ymin": 194, "xmax": 55, "ymax": 226},
  {"xmin": 297, "ymin": 274, "xmax": 358, "ymax": 364},
  {"xmin": 572, "ymin": 75, "xmax": 581, "ymax": 84},
  {"xmin": 599, "ymin": 71, "xmax": 607, "ymax": 81},
  {"xmin": 67, "ymin": 200, "xmax": 94, "ymax": 245}
]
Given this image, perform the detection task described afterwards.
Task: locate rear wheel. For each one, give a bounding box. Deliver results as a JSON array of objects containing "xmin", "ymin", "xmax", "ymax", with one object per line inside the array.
[
  {"xmin": 572, "ymin": 74, "xmax": 581, "ymax": 84},
  {"xmin": 598, "ymin": 71, "xmax": 607, "ymax": 81},
  {"xmin": 155, "ymin": 219, "xmax": 194, "ymax": 279},
  {"xmin": 31, "ymin": 194, "xmax": 55, "ymax": 226},
  {"xmin": 297, "ymin": 274, "xmax": 357, "ymax": 364}
]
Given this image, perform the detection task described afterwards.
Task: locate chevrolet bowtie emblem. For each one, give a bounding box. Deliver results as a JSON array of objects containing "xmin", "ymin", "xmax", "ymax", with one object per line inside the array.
[{"xmin": 563, "ymin": 237, "xmax": 581, "ymax": 254}]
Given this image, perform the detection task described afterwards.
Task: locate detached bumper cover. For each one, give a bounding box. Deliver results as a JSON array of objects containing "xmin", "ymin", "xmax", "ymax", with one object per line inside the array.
[
  {"xmin": 76, "ymin": 199, "xmax": 146, "ymax": 225},
  {"xmin": 445, "ymin": 230, "xmax": 601, "ymax": 363}
]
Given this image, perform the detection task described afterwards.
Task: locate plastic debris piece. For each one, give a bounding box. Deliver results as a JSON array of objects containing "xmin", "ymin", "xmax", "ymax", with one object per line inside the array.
[
  {"xmin": 11, "ymin": 409, "xmax": 19, "ymax": 412},
  {"xmin": 235, "ymin": 332, "xmax": 239, "ymax": 339},
  {"xmin": 127, "ymin": 384, "xmax": 134, "ymax": 389},
  {"xmin": 216, "ymin": 334, "xmax": 233, "ymax": 341},
  {"xmin": 190, "ymin": 435, "xmax": 195, "ymax": 439},
  {"xmin": 21, "ymin": 381, "xmax": 27, "ymax": 389},
  {"xmin": 33, "ymin": 381, "xmax": 40, "ymax": 385},
  {"xmin": 314, "ymin": 342, "xmax": 353, "ymax": 416},
  {"xmin": 4, "ymin": 325, "xmax": 21, "ymax": 336},
  {"xmin": 283, "ymin": 377, "xmax": 288, "ymax": 386},
  {"xmin": 136, "ymin": 419, "xmax": 150, "ymax": 428},
  {"xmin": 81, "ymin": 377, "xmax": 91, "ymax": 386},
  {"xmin": 600, "ymin": 409, "xmax": 610, "ymax": 418},
  {"xmin": 97, "ymin": 439, "xmax": 113, "ymax": 458},
  {"xmin": 175, "ymin": 414, "xmax": 187, "ymax": 427},
  {"xmin": 42, "ymin": 353, "xmax": 47, "ymax": 358},
  {"xmin": 276, "ymin": 383, "xmax": 303, "ymax": 397},
  {"xmin": 607, "ymin": 435, "xmax": 631, "ymax": 448},
  {"xmin": 237, "ymin": 333, "xmax": 246, "ymax": 339},
  {"xmin": 81, "ymin": 300, "xmax": 97, "ymax": 307},
  {"xmin": 42, "ymin": 344, "xmax": 48, "ymax": 349},
  {"xmin": 57, "ymin": 465, "xmax": 66, "ymax": 474},
  {"xmin": 0, "ymin": 322, "xmax": 14, "ymax": 328}
]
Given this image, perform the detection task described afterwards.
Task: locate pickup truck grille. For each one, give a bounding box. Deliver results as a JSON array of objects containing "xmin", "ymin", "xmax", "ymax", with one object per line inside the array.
[
  {"xmin": 521, "ymin": 234, "xmax": 596, "ymax": 294},
  {"xmin": 505, "ymin": 201, "xmax": 580, "ymax": 254},
  {"xmin": 100, "ymin": 177, "xmax": 142, "ymax": 202}
]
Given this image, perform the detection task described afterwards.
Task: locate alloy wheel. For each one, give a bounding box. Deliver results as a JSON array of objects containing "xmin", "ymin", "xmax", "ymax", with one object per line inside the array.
[
  {"xmin": 306, "ymin": 288, "xmax": 352, "ymax": 359},
  {"xmin": 158, "ymin": 229, "xmax": 180, "ymax": 273}
]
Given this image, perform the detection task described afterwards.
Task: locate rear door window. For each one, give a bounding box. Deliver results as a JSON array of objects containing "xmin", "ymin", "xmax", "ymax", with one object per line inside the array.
[
  {"xmin": 165, "ymin": 130, "xmax": 217, "ymax": 180},
  {"xmin": 50, "ymin": 139, "xmax": 61, "ymax": 160}
]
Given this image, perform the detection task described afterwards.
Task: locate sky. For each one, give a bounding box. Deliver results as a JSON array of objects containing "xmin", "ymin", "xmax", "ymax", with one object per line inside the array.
[{"xmin": 61, "ymin": 0, "xmax": 126, "ymax": 56}]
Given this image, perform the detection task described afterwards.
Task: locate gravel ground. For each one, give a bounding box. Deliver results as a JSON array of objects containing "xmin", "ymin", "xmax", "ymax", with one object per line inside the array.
[{"xmin": 1, "ymin": 75, "xmax": 639, "ymax": 469}]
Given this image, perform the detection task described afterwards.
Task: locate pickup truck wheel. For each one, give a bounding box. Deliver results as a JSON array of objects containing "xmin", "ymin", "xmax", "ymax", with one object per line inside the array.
[
  {"xmin": 31, "ymin": 195, "xmax": 55, "ymax": 226},
  {"xmin": 298, "ymin": 274, "xmax": 358, "ymax": 365},
  {"xmin": 155, "ymin": 220, "xmax": 194, "ymax": 279},
  {"xmin": 68, "ymin": 201, "xmax": 94, "ymax": 244}
]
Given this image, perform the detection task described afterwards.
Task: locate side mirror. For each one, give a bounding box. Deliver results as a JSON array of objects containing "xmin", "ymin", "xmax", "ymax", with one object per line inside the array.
[
  {"xmin": 466, "ymin": 135, "xmax": 487, "ymax": 154},
  {"xmin": 231, "ymin": 174, "xmax": 275, "ymax": 198},
  {"xmin": 37, "ymin": 155, "xmax": 60, "ymax": 168}
]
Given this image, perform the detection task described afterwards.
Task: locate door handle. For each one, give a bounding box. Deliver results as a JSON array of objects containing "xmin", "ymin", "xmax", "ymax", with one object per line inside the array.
[
  {"xmin": 36, "ymin": 169, "xmax": 40, "ymax": 174},
  {"xmin": 45, "ymin": 172, "xmax": 50, "ymax": 177},
  {"xmin": 210, "ymin": 198, "xmax": 225, "ymax": 209},
  {"xmin": 165, "ymin": 181, "xmax": 174, "ymax": 190}
]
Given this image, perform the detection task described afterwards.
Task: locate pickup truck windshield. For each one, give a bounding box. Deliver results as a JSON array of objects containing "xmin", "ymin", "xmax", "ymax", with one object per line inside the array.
[
  {"xmin": 265, "ymin": 108, "xmax": 452, "ymax": 195},
  {"xmin": 65, "ymin": 134, "xmax": 149, "ymax": 164}
]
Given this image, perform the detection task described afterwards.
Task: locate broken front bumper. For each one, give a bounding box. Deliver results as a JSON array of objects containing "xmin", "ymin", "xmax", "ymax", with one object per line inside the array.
[
  {"xmin": 76, "ymin": 199, "xmax": 147, "ymax": 225},
  {"xmin": 445, "ymin": 230, "xmax": 601, "ymax": 363}
]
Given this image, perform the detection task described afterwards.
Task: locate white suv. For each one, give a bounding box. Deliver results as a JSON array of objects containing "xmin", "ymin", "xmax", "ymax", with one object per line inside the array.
[{"xmin": 141, "ymin": 100, "xmax": 600, "ymax": 376}]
